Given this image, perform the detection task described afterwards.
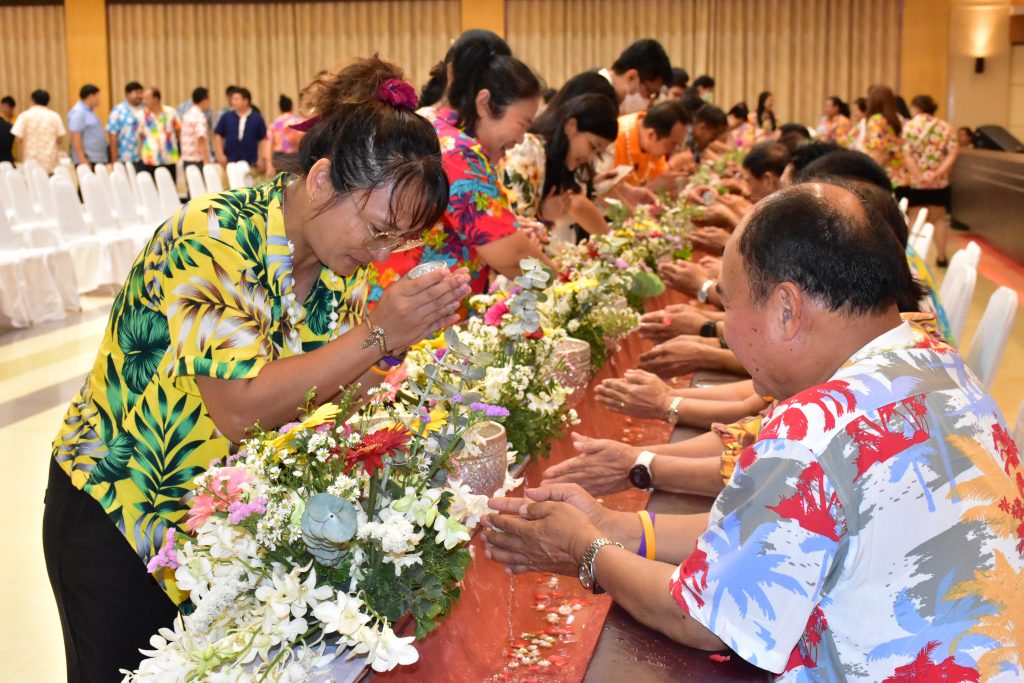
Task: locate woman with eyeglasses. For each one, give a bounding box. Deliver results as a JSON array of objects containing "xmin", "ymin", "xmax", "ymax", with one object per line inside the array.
[
  {"xmin": 369, "ymin": 31, "xmax": 555, "ymax": 300},
  {"xmin": 45, "ymin": 57, "xmax": 470, "ymax": 680}
]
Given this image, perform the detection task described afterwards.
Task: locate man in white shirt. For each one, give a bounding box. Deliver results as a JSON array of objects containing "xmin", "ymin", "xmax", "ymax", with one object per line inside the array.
[
  {"xmin": 11, "ymin": 89, "xmax": 66, "ymax": 172},
  {"xmin": 596, "ymin": 39, "xmax": 673, "ymax": 114}
]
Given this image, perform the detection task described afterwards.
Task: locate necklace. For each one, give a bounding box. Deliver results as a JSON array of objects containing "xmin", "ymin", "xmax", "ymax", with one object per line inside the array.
[{"xmin": 278, "ymin": 241, "xmax": 344, "ymax": 356}]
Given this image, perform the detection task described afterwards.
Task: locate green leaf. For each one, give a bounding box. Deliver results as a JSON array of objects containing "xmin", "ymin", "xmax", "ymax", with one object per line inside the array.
[{"xmin": 630, "ymin": 271, "xmax": 666, "ymax": 298}]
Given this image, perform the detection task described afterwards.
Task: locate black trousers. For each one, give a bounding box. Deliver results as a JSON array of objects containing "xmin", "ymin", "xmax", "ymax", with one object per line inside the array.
[{"xmin": 43, "ymin": 458, "xmax": 178, "ymax": 682}]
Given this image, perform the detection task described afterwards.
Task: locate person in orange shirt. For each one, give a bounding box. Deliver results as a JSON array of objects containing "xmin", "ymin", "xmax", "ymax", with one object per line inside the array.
[{"xmin": 612, "ymin": 101, "xmax": 689, "ymax": 194}]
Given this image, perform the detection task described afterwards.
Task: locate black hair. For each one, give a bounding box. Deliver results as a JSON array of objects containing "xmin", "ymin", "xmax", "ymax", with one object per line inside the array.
[
  {"xmin": 610, "ymin": 39, "xmax": 673, "ymax": 88},
  {"xmin": 541, "ymin": 87, "xmax": 557, "ymax": 104},
  {"xmin": 779, "ymin": 123, "xmax": 810, "ymax": 139},
  {"xmin": 692, "ymin": 104, "xmax": 727, "ymax": 130},
  {"xmin": 234, "ymin": 88, "xmax": 252, "ymax": 103},
  {"xmin": 448, "ymin": 46, "xmax": 540, "ymax": 133},
  {"xmin": 532, "ymin": 71, "xmax": 617, "ymax": 138},
  {"xmin": 226, "ymin": 85, "xmax": 239, "ymax": 96},
  {"xmin": 419, "ymin": 61, "xmax": 447, "ymax": 108},
  {"xmin": 739, "ymin": 184, "xmax": 917, "ymax": 315},
  {"xmin": 192, "ymin": 87, "xmax": 209, "ymax": 104},
  {"xmin": 743, "ymin": 141, "xmax": 790, "ymax": 179},
  {"xmin": 958, "ymin": 126, "xmax": 974, "ymax": 141},
  {"xmin": 643, "ymin": 101, "xmax": 688, "ymax": 138},
  {"xmin": 79, "ymin": 84, "xmax": 99, "ymax": 100},
  {"xmin": 30, "ymin": 90, "xmax": 49, "ymax": 106},
  {"xmin": 421, "ymin": 29, "xmax": 513, "ymax": 113},
  {"xmin": 911, "ymin": 94, "xmax": 937, "ymax": 116},
  {"xmin": 680, "ymin": 88, "xmax": 706, "ymax": 117},
  {"xmin": 279, "ymin": 95, "xmax": 293, "ymax": 113},
  {"xmin": 693, "ymin": 75, "xmax": 715, "ymax": 90},
  {"xmin": 854, "ymin": 97, "xmax": 867, "ymax": 114},
  {"xmin": 842, "ymin": 179, "xmax": 930, "ymax": 310},
  {"xmin": 532, "ymin": 93, "xmax": 618, "ymax": 197},
  {"xmin": 296, "ymin": 56, "xmax": 448, "ymax": 234},
  {"xmin": 671, "ymin": 68, "xmax": 690, "ymax": 90},
  {"xmin": 756, "ymin": 91, "xmax": 776, "ymax": 131},
  {"xmin": 125, "ymin": 81, "xmax": 143, "ymax": 94},
  {"xmin": 795, "ymin": 149, "xmax": 892, "ymax": 194},
  {"xmin": 895, "ymin": 95, "xmax": 911, "ymax": 120},
  {"xmin": 727, "ymin": 102, "xmax": 750, "ymax": 121},
  {"xmin": 827, "ymin": 95, "xmax": 850, "ymax": 118},
  {"xmin": 148, "ymin": 87, "xmax": 162, "ymax": 101},
  {"xmin": 789, "ymin": 140, "xmax": 839, "ymax": 174},
  {"xmin": 1, "ymin": 96, "xmax": 15, "ymax": 108}
]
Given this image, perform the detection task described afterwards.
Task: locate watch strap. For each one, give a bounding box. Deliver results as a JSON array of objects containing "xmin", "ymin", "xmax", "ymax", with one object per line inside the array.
[
  {"xmin": 579, "ymin": 537, "xmax": 624, "ymax": 595},
  {"xmin": 633, "ymin": 450, "xmax": 656, "ymax": 471},
  {"xmin": 699, "ymin": 319, "xmax": 718, "ymax": 337},
  {"xmin": 697, "ymin": 278, "xmax": 715, "ymax": 303}
]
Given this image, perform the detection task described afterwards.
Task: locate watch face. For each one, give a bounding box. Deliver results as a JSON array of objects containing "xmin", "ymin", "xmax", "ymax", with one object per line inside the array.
[
  {"xmin": 578, "ymin": 563, "xmax": 592, "ymax": 591},
  {"xmin": 629, "ymin": 464, "xmax": 652, "ymax": 489}
]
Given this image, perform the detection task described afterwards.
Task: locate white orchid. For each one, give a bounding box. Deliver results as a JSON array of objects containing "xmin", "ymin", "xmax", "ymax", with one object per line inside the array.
[
  {"xmin": 313, "ymin": 593, "xmax": 371, "ymax": 638},
  {"xmin": 432, "ymin": 514, "xmax": 471, "ymax": 550},
  {"xmin": 368, "ymin": 626, "xmax": 419, "ymax": 672}
]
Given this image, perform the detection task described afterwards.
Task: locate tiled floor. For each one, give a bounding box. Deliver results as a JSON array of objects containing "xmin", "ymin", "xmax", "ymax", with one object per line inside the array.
[{"xmin": 0, "ymin": 236, "xmax": 1020, "ymax": 682}]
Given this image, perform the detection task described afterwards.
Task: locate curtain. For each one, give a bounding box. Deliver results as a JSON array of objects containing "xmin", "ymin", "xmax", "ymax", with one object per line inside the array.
[
  {"xmin": 0, "ymin": 5, "xmax": 68, "ymax": 117},
  {"xmin": 506, "ymin": 0, "xmax": 902, "ymax": 126},
  {"xmin": 108, "ymin": 1, "xmax": 458, "ymax": 117}
]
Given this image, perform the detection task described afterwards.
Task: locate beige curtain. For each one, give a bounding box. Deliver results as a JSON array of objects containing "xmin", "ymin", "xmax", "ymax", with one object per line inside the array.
[
  {"xmin": 108, "ymin": 1, "xmax": 458, "ymax": 116},
  {"xmin": 507, "ymin": 0, "xmax": 902, "ymax": 126},
  {"xmin": 0, "ymin": 5, "xmax": 69, "ymax": 117}
]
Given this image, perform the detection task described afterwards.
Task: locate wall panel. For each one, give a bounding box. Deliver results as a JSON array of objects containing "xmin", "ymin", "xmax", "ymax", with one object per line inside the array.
[{"xmin": 0, "ymin": 4, "xmax": 69, "ymax": 116}]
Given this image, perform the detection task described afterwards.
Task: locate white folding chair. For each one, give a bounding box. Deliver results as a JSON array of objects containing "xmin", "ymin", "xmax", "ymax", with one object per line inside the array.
[
  {"xmin": 909, "ymin": 222, "xmax": 935, "ymax": 262},
  {"xmin": 938, "ymin": 249, "xmax": 978, "ymax": 346},
  {"xmin": 76, "ymin": 163, "xmax": 93, "ymax": 186},
  {"xmin": 135, "ymin": 171, "xmax": 166, "ymax": 228},
  {"xmin": 226, "ymin": 161, "xmax": 252, "ymax": 189},
  {"xmin": 94, "ymin": 163, "xmax": 117, "ymax": 213},
  {"xmin": 909, "ymin": 206, "xmax": 929, "ymax": 236},
  {"xmin": 30, "ymin": 166, "xmax": 58, "ymax": 221},
  {"xmin": 52, "ymin": 177, "xmax": 134, "ymax": 292},
  {"xmin": 898, "ymin": 196, "xmax": 909, "ymax": 217},
  {"xmin": 0, "ymin": 202, "xmax": 78, "ymax": 324},
  {"xmin": 186, "ymin": 164, "xmax": 207, "ymax": 199},
  {"xmin": 964, "ymin": 287, "xmax": 1019, "ymax": 389},
  {"xmin": 125, "ymin": 160, "xmax": 140, "ymax": 201},
  {"xmin": 0, "ymin": 161, "xmax": 13, "ymax": 174},
  {"xmin": 54, "ymin": 165, "xmax": 75, "ymax": 188},
  {"xmin": 154, "ymin": 166, "xmax": 181, "ymax": 216},
  {"xmin": 81, "ymin": 174, "xmax": 118, "ymax": 232},
  {"xmin": 4, "ymin": 169, "xmax": 59, "ymax": 248},
  {"xmin": 963, "ymin": 241, "xmax": 982, "ymax": 269},
  {"xmin": 111, "ymin": 171, "xmax": 141, "ymax": 231},
  {"xmin": 203, "ymin": 163, "xmax": 225, "ymax": 194}
]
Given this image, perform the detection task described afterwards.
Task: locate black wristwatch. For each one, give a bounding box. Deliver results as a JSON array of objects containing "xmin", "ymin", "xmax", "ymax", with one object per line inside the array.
[
  {"xmin": 629, "ymin": 450, "xmax": 656, "ymax": 490},
  {"xmin": 699, "ymin": 319, "xmax": 718, "ymax": 338}
]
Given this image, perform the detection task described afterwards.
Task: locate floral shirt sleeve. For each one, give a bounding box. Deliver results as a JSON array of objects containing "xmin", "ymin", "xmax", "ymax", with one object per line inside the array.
[{"xmin": 499, "ymin": 133, "xmax": 546, "ymax": 219}]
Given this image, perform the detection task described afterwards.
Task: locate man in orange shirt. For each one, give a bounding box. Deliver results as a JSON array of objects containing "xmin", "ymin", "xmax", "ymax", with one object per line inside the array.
[{"xmin": 612, "ymin": 101, "xmax": 690, "ymax": 193}]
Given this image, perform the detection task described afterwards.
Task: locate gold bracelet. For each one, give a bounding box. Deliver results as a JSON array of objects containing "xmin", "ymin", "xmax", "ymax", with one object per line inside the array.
[{"xmin": 360, "ymin": 319, "xmax": 388, "ymax": 355}]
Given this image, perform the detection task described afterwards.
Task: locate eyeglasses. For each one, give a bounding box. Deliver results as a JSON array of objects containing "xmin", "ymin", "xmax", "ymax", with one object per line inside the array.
[{"xmin": 354, "ymin": 203, "xmax": 423, "ymax": 254}]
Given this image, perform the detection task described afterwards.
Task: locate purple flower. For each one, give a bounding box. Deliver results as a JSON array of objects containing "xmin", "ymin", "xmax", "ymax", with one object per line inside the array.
[
  {"xmin": 228, "ymin": 497, "xmax": 267, "ymax": 525},
  {"xmin": 146, "ymin": 528, "xmax": 180, "ymax": 573},
  {"xmin": 279, "ymin": 422, "xmax": 301, "ymax": 436},
  {"xmin": 452, "ymin": 394, "xmax": 463, "ymax": 403},
  {"xmin": 435, "ymin": 348, "xmax": 448, "ymax": 361},
  {"xmin": 470, "ymin": 402, "xmax": 511, "ymax": 418}
]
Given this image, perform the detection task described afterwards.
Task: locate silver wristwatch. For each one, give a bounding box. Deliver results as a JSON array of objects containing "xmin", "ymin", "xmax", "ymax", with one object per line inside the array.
[{"xmin": 577, "ymin": 537, "xmax": 624, "ymax": 594}]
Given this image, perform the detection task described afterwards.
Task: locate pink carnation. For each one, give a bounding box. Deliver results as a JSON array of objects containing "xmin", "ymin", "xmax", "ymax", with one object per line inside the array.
[
  {"xmin": 484, "ymin": 300, "xmax": 510, "ymax": 326},
  {"xmin": 146, "ymin": 528, "xmax": 180, "ymax": 573},
  {"xmin": 185, "ymin": 466, "xmax": 253, "ymax": 532},
  {"xmin": 614, "ymin": 258, "xmax": 630, "ymax": 270}
]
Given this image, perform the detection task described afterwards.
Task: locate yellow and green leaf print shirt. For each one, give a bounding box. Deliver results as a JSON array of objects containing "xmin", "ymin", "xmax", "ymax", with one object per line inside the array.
[{"xmin": 52, "ymin": 174, "xmax": 368, "ymax": 604}]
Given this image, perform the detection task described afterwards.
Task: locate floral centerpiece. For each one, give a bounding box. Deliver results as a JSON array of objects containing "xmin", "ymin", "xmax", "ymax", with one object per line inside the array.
[{"xmin": 125, "ymin": 329, "xmax": 512, "ymax": 682}]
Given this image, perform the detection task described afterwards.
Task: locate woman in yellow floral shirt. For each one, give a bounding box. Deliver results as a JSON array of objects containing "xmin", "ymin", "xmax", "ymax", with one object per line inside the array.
[{"xmin": 44, "ymin": 58, "xmax": 471, "ymax": 680}]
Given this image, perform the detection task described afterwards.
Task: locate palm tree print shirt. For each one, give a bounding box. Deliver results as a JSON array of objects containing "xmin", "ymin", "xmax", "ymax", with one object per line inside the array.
[
  {"xmin": 52, "ymin": 174, "xmax": 368, "ymax": 604},
  {"xmin": 669, "ymin": 322, "xmax": 1023, "ymax": 681}
]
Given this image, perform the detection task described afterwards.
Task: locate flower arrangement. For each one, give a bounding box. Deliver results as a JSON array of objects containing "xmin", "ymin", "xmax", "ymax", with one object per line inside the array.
[{"xmin": 125, "ymin": 329, "xmax": 513, "ymax": 681}]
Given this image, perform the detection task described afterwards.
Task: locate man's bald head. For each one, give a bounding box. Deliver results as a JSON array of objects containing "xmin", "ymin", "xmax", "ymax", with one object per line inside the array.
[{"xmin": 736, "ymin": 182, "xmax": 915, "ymax": 316}]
